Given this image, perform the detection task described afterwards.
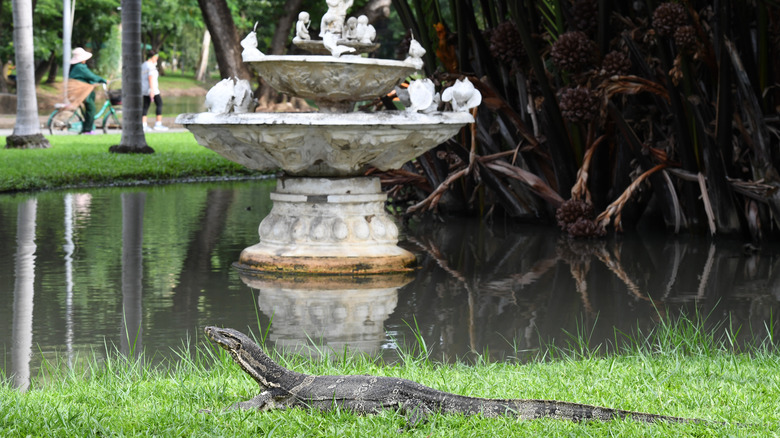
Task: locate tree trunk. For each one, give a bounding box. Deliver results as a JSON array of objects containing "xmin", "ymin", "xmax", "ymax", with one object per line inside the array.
[
  {"xmin": 63, "ymin": 0, "xmax": 73, "ymax": 102},
  {"xmin": 354, "ymin": 0, "xmax": 392, "ymax": 23},
  {"xmin": 7, "ymin": 0, "xmax": 50, "ymax": 149},
  {"xmin": 268, "ymin": 0, "xmax": 305, "ymax": 55},
  {"xmin": 110, "ymin": 0, "xmax": 154, "ymax": 154},
  {"xmin": 34, "ymin": 50, "xmax": 56, "ymax": 85},
  {"xmin": 0, "ymin": 0, "xmax": 10, "ymax": 93},
  {"xmin": 195, "ymin": 30, "xmax": 211, "ymax": 82},
  {"xmin": 46, "ymin": 53, "xmax": 58, "ymax": 84},
  {"xmin": 196, "ymin": 0, "xmax": 251, "ymax": 80},
  {"xmin": 0, "ymin": 62, "xmax": 9, "ymax": 93}
]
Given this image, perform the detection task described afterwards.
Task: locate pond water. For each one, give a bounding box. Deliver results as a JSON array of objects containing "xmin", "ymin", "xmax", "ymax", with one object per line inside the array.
[
  {"xmin": 163, "ymin": 95, "xmax": 206, "ymax": 116},
  {"xmin": 2, "ymin": 180, "xmax": 779, "ymax": 389}
]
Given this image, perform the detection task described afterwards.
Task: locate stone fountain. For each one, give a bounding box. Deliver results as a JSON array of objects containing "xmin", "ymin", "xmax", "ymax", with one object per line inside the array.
[{"xmin": 176, "ymin": 1, "xmax": 480, "ymax": 276}]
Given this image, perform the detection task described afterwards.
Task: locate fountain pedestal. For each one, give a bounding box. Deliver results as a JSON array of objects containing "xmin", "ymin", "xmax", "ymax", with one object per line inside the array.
[{"xmin": 236, "ymin": 177, "xmax": 415, "ymax": 274}]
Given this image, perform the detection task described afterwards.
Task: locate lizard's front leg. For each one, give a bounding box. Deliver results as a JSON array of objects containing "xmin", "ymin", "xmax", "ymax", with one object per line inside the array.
[
  {"xmin": 400, "ymin": 398, "xmax": 434, "ymax": 428},
  {"xmin": 230, "ymin": 387, "xmax": 291, "ymax": 411}
]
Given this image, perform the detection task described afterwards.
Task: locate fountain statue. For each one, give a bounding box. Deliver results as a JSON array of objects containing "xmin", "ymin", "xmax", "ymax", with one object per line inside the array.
[{"xmin": 176, "ymin": 2, "xmax": 480, "ymax": 276}]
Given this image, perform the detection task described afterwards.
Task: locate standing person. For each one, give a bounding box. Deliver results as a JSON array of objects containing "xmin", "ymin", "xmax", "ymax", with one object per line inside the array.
[
  {"xmin": 141, "ymin": 50, "xmax": 168, "ymax": 131},
  {"xmin": 69, "ymin": 47, "xmax": 106, "ymax": 135}
]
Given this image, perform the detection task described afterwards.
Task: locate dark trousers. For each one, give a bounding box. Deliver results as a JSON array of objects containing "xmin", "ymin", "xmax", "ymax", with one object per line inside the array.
[
  {"xmin": 82, "ymin": 91, "xmax": 96, "ymax": 132},
  {"xmin": 143, "ymin": 94, "xmax": 163, "ymax": 117}
]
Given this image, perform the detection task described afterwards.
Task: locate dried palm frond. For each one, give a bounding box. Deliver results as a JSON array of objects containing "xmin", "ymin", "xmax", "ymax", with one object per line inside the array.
[{"xmin": 596, "ymin": 164, "xmax": 667, "ymax": 231}]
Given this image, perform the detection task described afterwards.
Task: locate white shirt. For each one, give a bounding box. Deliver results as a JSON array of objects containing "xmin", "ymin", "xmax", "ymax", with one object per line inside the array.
[{"xmin": 141, "ymin": 60, "xmax": 160, "ymax": 96}]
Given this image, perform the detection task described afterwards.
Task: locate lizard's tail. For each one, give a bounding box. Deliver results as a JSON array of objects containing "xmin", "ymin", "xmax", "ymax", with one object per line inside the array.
[{"xmin": 507, "ymin": 399, "xmax": 697, "ymax": 423}]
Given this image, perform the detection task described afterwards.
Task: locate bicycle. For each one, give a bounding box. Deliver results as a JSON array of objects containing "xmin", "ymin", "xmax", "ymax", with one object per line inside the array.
[{"xmin": 47, "ymin": 82, "xmax": 122, "ymax": 134}]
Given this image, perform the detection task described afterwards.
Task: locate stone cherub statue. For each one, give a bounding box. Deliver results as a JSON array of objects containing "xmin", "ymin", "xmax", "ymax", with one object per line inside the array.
[
  {"xmin": 355, "ymin": 15, "xmax": 376, "ymax": 43},
  {"xmin": 344, "ymin": 16, "xmax": 358, "ymax": 40},
  {"xmin": 293, "ymin": 12, "xmax": 311, "ymax": 43},
  {"xmin": 320, "ymin": 0, "xmax": 353, "ymax": 37}
]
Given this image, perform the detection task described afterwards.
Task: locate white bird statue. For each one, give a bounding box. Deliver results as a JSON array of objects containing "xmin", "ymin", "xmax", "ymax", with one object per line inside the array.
[
  {"xmin": 240, "ymin": 22, "xmax": 264, "ymax": 61},
  {"xmin": 405, "ymin": 37, "xmax": 426, "ymax": 70},
  {"xmin": 407, "ymin": 78, "xmax": 437, "ymax": 113},
  {"xmin": 441, "ymin": 78, "xmax": 482, "ymax": 112},
  {"xmin": 205, "ymin": 78, "xmax": 257, "ymax": 114},
  {"xmin": 232, "ymin": 79, "xmax": 257, "ymax": 113},
  {"xmin": 205, "ymin": 78, "xmax": 236, "ymax": 114}
]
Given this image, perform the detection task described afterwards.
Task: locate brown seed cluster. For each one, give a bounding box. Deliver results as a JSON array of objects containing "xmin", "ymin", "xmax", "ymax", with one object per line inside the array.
[
  {"xmin": 558, "ymin": 86, "xmax": 600, "ymax": 124},
  {"xmin": 488, "ymin": 21, "xmax": 525, "ymax": 64},
  {"xmin": 652, "ymin": 2, "xmax": 688, "ymax": 37},
  {"xmin": 673, "ymin": 25, "xmax": 697, "ymax": 52},
  {"xmin": 556, "ymin": 199, "xmax": 605, "ymax": 238},
  {"xmin": 601, "ymin": 51, "xmax": 632, "ymax": 77},
  {"xmin": 551, "ymin": 31, "xmax": 596, "ymax": 72}
]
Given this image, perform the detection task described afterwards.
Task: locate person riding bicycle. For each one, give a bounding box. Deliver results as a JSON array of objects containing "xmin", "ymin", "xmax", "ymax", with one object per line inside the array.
[{"xmin": 68, "ymin": 47, "xmax": 106, "ymax": 135}]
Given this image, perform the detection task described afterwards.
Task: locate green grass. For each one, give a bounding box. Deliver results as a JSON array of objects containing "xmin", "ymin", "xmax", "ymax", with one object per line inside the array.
[
  {"xmin": 0, "ymin": 133, "xmax": 263, "ymax": 192},
  {"xmin": 157, "ymin": 72, "xmax": 214, "ymax": 90},
  {"xmin": 1, "ymin": 315, "xmax": 777, "ymax": 437}
]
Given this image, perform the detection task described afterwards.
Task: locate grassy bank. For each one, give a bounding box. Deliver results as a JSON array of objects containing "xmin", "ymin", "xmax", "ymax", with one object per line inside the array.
[
  {"xmin": 1, "ymin": 317, "xmax": 777, "ymax": 437},
  {"xmin": 0, "ymin": 132, "xmax": 263, "ymax": 192}
]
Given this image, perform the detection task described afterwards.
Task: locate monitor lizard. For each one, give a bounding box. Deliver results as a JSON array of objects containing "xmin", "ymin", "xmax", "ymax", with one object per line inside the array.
[{"xmin": 204, "ymin": 326, "xmax": 702, "ymax": 426}]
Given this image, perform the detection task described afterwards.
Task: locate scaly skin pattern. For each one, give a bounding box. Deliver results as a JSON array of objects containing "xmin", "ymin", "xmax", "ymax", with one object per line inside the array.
[{"xmin": 204, "ymin": 326, "xmax": 699, "ymax": 426}]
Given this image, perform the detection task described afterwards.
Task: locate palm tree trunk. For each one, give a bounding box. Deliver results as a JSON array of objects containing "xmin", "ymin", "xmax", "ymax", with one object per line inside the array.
[
  {"xmin": 194, "ymin": 30, "xmax": 211, "ymax": 82},
  {"xmin": 110, "ymin": 0, "xmax": 154, "ymax": 154},
  {"xmin": 6, "ymin": 0, "xmax": 50, "ymax": 149}
]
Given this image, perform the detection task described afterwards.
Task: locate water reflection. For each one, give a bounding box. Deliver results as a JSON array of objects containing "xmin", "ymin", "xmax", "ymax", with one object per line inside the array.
[
  {"xmin": 242, "ymin": 273, "xmax": 412, "ymax": 356},
  {"xmin": 393, "ymin": 220, "xmax": 780, "ymax": 361},
  {"xmin": 11, "ymin": 199, "xmax": 36, "ymax": 391},
  {"xmin": 1, "ymin": 181, "xmax": 779, "ymax": 389},
  {"xmin": 120, "ymin": 193, "xmax": 145, "ymax": 356}
]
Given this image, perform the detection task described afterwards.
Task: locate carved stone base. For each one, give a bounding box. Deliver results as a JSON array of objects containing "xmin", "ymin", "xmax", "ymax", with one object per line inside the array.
[{"xmin": 235, "ymin": 176, "xmax": 417, "ymax": 274}]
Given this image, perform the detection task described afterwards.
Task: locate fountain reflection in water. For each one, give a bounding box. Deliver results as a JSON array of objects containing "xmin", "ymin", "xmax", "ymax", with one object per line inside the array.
[{"xmin": 244, "ymin": 274, "xmax": 411, "ymax": 357}]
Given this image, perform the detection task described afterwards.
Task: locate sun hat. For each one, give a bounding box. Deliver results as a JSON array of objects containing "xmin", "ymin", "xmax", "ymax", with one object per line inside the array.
[{"xmin": 70, "ymin": 47, "xmax": 93, "ymax": 64}]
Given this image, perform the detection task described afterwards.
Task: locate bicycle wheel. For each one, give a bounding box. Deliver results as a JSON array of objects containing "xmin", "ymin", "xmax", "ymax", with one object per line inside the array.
[
  {"xmin": 46, "ymin": 111, "xmax": 59, "ymax": 135},
  {"xmin": 102, "ymin": 110, "xmax": 122, "ymax": 134},
  {"xmin": 47, "ymin": 108, "xmax": 76, "ymax": 134}
]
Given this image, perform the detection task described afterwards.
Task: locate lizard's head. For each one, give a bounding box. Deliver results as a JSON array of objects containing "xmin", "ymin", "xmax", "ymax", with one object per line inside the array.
[
  {"xmin": 204, "ymin": 326, "xmax": 247, "ymax": 352},
  {"xmin": 204, "ymin": 326, "xmax": 282, "ymax": 389}
]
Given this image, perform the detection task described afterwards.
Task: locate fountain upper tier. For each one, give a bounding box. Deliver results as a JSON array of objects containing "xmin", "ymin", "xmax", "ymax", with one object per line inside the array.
[{"xmin": 245, "ymin": 54, "xmax": 417, "ymax": 113}]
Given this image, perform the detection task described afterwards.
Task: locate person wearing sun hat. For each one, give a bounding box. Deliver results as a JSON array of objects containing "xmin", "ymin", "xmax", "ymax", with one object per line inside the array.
[{"xmin": 69, "ymin": 47, "xmax": 106, "ymax": 134}]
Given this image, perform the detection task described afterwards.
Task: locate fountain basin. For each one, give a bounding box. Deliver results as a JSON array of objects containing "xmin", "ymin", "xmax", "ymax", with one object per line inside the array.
[
  {"xmin": 176, "ymin": 111, "xmax": 473, "ymax": 177},
  {"xmin": 244, "ymin": 55, "xmax": 416, "ymax": 110}
]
